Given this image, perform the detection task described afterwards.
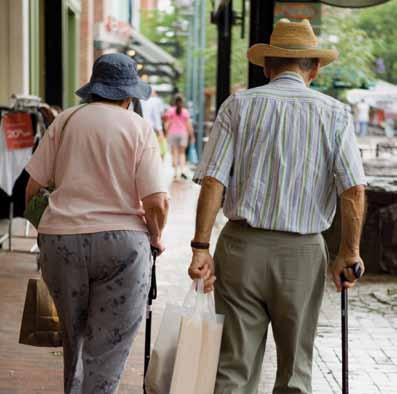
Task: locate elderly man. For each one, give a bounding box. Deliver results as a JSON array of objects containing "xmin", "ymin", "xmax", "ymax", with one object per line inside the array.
[{"xmin": 189, "ymin": 19, "xmax": 366, "ymax": 394}]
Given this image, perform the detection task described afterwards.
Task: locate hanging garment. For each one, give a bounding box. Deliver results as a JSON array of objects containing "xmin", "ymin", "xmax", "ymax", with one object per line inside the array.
[{"xmin": 0, "ymin": 113, "xmax": 34, "ymax": 196}]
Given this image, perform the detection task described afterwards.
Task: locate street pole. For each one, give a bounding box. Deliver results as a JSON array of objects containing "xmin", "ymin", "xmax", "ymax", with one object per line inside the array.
[
  {"xmin": 197, "ymin": 0, "xmax": 206, "ymax": 157},
  {"xmin": 248, "ymin": 0, "xmax": 275, "ymax": 88},
  {"xmin": 185, "ymin": 10, "xmax": 194, "ymax": 103},
  {"xmin": 192, "ymin": 0, "xmax": 200, "ymax": 125},
  {"xmin": 216, "ymin": 1, "xmax": 233, "ymax": 112}
]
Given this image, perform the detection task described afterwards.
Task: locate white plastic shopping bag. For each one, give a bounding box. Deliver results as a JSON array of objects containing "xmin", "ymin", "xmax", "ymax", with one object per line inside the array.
[{"xmin": 145, "ymin": 280, "xmax": 224, "ymax": 394}]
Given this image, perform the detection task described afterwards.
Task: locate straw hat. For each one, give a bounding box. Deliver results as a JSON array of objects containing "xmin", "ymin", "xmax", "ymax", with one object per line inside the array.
[{"xmin": 247, "ymin": 19, "xmax": 338, "ymax": 68}]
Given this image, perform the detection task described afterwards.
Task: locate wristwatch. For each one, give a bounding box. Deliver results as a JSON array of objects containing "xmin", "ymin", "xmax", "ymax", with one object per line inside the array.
[{"xmin": 190, "ymin": 241, "xmax": 210, "ymax": 250}]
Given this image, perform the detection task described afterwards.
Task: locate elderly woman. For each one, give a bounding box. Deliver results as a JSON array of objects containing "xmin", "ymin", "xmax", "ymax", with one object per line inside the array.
[{"xmin": 25, "ymin": 54, "xmax": 169, "ymax": 394}]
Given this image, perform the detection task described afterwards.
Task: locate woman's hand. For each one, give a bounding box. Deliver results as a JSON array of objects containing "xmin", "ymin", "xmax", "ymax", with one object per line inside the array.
[{"xmin": 150, "ymin": 235, "xmax": 165, "ymax": 255}]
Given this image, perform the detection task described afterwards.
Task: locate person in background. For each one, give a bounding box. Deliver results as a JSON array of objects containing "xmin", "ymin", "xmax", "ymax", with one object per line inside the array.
[
  {"xmin": 357, "ymin": 98, "xmax": 370, "ymax": 137},
  {"xmin": 25, "ymin": 53, "xmax": 169, "ymax": 394},
  {"xmin": 164, "ymin": 95, "xmax": 195, "ymax": 180},
  {"xmin": 188, "ymin": 19, "xmax": 366, "ymax": 394},
  {"xmin": 141, "ymin": 89, "xmax": 167, "ymax": 158}
]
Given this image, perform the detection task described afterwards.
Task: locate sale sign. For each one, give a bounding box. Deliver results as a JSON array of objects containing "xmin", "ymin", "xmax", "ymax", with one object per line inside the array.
[{"xmin": 2, "ymin": 112, "xmax": 34, "ymax": 150}]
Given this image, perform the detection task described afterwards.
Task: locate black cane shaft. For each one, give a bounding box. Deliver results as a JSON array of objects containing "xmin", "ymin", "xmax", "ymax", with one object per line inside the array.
[
  {"xmin": 143, "ymin": 247, "xmax": 160, "ymax": 392},
  {"xmin": 342, "ymin": 288, "xmax": 349, "ymax": 394},
  {"xmin": 340, "ymin": 262, "xmax": 361, "ymax": 394},
  {"xmin": 144, "ymin": 310, "xmax": 152, "ymax": 377}
]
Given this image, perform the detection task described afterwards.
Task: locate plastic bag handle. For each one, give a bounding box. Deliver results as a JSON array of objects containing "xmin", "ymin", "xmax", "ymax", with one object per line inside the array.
[{"xmin": 182, "ymin": 279, "xmax": 216, "ymax": 318}]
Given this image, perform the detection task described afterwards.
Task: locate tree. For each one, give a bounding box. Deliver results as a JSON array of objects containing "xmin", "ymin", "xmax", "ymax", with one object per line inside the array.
[
  {"xmin": 204, "ymin": 0, "xmax": 249, "ymax": 90},
  {"xmin": 356, "ymin": 0, "xmax": 397, "ymax": 84},
  {"xmin": 315, "ymin": 7, "xmax": 376, "ymax": 98},
  {"xmin": 140, "ymin": 4, "xmax": 187, "ymax": 92}
]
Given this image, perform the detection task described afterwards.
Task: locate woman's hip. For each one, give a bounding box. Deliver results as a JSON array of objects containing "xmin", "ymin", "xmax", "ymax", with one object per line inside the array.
[{"xmin": 38, "ymin": 230, "xmax": 151, "ymax": 277}]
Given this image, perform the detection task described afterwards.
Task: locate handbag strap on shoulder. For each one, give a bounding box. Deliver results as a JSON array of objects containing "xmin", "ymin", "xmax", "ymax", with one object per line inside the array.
[{"xmin": 51, "ymin": 104, "xmax": 88, "ymax": 186}]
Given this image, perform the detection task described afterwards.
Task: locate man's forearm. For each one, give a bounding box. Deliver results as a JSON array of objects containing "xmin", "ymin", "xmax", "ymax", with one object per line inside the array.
[
  {"xmin": 338, "ymin": 185, "xmax": 366, "ymax": 256},
  {"xmin": 193, "ymin": 176, "xmax": 224, "ymax": 243}
]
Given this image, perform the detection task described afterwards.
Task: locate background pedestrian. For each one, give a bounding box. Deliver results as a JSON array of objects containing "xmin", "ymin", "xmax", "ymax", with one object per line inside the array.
[
  {"xmin": 164, "ymin": 95, "xmax": 195, "ymax": 180},
  {"xmin": 357, "ymin": 98, "xmax": 370, "ymax": 136}
]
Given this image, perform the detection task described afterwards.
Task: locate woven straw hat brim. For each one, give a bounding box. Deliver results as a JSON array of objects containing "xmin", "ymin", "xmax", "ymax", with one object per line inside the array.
[{"xmin": 247, "ymin": 43, "xmax": 338, "ymax": 68}]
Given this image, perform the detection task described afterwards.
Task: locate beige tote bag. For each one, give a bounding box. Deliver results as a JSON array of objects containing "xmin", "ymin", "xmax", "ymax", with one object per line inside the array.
[
  {"xmin": 170, "ymin": 280, "xmax": 224, "ymax": 394},
  {"xmin": 145, "ymin": 280, "xmax": 224, "ymax": 394}
]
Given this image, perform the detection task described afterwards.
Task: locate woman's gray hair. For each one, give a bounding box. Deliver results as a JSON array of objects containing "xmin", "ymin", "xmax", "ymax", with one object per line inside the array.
[{"xmin": 266, "ymin": 57, "xmax": 319, "ymax": 72}]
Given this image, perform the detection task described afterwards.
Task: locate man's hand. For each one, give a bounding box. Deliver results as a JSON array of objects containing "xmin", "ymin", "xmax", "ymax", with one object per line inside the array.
[
  {"xmin": 330, "ymin": 254, "xmax": 365, "ymax": 292},
  {"xmin": 188, "ymin": 249, "xmax": 216, "ymax": 293}
]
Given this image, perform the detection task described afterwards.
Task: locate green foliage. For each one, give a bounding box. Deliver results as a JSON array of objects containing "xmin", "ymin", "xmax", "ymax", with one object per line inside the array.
[
  {"xmin": 204, "ymin": 0, "xmax": 249, "ymax": 89},
  {"xmin": 356, "ymin": 0, "xmax": 397, "ymax": 84},
  {"xmin": 140, "ymin": 1, "xmax": 397, "ymax": 99},
  {"xmin": 204, "ymin": 0, "xmax": 217, "ymax": 88},
  {"xmin": 140, "ymin": 5, "xmax": 186, "ymax": 92},
  {"xmin": 316, "ymin": 10, "xmax": 376, "ymax": 97}
]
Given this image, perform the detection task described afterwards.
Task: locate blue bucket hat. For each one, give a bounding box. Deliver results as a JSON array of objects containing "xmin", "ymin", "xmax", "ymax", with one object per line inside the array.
[{"xmin": 75, "ymin": 53, "xmax": 151, "ymax": 101}]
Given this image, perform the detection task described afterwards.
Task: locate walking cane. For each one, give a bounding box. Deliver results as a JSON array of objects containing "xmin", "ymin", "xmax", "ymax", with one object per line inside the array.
[
  {"xmin": 143, "ymin": 247, "xmax": 159, "ymax": 394},
  {"xmin": 341, "ymin": 262, "xmax": 362, "ymax": 394}
]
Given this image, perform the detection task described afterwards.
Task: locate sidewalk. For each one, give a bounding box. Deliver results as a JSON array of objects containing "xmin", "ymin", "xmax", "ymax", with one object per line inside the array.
[{"xmin": 0, "ymin": 181, "xmax": 396, "ymax": 394}]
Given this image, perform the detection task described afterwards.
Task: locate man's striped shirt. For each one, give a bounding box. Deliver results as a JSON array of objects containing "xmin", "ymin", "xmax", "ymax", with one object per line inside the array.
[{"xmin": 194, "ymin": 72, "xmax": 366, "ymax": 234}]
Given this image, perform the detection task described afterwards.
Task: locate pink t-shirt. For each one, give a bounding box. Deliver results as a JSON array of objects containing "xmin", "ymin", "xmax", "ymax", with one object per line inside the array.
[
  {"xmin": 165, "ymin": 107, "xmax": 190, "ymax": 136},
  {"xmin": 26, "ymin": 103, "xmax": 167, "ymax": 235}
]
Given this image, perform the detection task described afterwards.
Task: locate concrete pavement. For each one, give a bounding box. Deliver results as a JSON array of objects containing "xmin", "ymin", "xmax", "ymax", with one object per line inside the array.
[{"xmin": 0, "ymin": 180, "xmax": 396, "ymax": 393}]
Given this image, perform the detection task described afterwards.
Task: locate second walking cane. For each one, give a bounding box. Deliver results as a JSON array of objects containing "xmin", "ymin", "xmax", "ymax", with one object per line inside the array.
[
  {"xmin": 143, "ymin": 247, "xmax": 159, "ymax": 394},
  {"xmin": 341, "ymin": 262, "xmax": 362, "ymax": 394}
]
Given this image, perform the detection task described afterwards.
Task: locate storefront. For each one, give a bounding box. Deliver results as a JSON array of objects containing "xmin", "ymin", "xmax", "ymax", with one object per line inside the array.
[
  {"xmin": 94, "ymin": 0, "xmax": 180, "ymax": 92},
  {"xmin": 0, "ymin": 0, "xmax": 30, "ymax": 106},
  {"xmin": 29, "ymin": 0, "xmax": 82, "ymax": 108},
  {"xmin": 0, "ymin": 0, "xmax": 82, "ymax": 108}
]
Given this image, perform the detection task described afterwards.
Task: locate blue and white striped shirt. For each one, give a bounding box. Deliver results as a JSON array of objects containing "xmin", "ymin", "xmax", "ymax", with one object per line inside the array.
[{"xmin": 194, "ymin": 72, "xmax": 366, "ymax": 234}]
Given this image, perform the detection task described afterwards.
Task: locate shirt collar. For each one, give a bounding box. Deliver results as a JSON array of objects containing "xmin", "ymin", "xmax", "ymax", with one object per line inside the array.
[{"xmin": 271, "ymin": 71, "xmax": 306, "ymax": 86}]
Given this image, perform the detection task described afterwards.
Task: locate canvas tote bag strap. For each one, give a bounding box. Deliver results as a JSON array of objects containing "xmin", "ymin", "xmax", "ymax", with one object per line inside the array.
[{"xmin": 50, "ymin": 104, "xmax": 88, "ymax": 187}]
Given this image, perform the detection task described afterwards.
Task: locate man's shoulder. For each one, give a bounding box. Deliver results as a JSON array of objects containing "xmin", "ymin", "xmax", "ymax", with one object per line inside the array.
[
  {"xmin": 308, "ymin": 89, "xmax": 350, "ymax": 112},
  {"xmin": 233, "ymin": 85, "xmax": 350, "ymax": 114}
]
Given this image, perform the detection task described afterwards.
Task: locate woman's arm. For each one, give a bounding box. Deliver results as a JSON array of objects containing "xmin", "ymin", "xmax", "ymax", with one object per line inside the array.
[
  {"xmin": 142, "ymin": 192, "xmax": 169, "ymax": 253},
  {"xmin": 25, "ymin": 177, "xmax": 44, "ymax": 206}
]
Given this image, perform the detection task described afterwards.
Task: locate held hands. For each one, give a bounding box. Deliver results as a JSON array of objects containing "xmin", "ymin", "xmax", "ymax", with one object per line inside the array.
[
  {"xmin": 188, "ymin": 249, "xmax": 216, "ymax": 293},
  {"xmin": 330, "ymin": 254, "xmax": 365, "ymax": 292}
]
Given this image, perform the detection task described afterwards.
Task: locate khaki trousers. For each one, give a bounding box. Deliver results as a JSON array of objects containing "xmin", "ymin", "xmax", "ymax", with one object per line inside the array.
[{"xmin": 214, "ymin": 221, "xmax": 327, "ymax": 394}]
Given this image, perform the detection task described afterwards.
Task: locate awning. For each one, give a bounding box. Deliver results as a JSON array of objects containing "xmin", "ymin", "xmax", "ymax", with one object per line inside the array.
[
  {"xmin": 346, "ymin": 80, "xmax": 397, "ymax": 110},
  {"xmin": 128, "ymin": 30, "xmax": 181, "ymax": 80}
]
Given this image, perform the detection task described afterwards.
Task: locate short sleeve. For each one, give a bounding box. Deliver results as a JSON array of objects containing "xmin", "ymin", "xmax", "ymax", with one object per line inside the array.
[
  {"xmin": 193, "ymin": 96, "xmax": 235, "ymax": 187},
  {"xmin": 334, "ymin": 111, "xmax": 367, "ymax": 195},
  {"xmin": 25, "ymin": 122, "xmax": 58, "ymax": 186},
  {"xmin": 135, "ymin": 128, "xmax": 168, "ymax": 199}
]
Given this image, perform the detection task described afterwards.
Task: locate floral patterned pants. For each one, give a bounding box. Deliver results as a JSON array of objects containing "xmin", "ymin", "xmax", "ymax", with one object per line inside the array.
[{"xmin": 39, "ymin": 231, "xmax": 151, "ymax": 394}]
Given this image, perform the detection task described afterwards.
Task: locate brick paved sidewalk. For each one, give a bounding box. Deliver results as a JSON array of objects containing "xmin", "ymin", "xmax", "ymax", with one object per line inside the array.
[{"xmin": 1, "ymin": 181, "xmax": 396, "ymax": 394}]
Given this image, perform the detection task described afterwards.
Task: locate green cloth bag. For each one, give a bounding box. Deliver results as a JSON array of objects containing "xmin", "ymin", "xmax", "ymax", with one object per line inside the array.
[
  {"xmin": 24, "ymin": 188, "xmax": 52, "ymax": 229},
  {"xmin": 24, "ymin": 104, "xmax": 87, "ymax": 229}
]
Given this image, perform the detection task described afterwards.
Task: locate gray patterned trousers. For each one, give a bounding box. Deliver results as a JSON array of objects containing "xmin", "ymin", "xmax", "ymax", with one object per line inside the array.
[{"xmin": 38, "ymin": 231, "xmax": 151, "ymax": 394}]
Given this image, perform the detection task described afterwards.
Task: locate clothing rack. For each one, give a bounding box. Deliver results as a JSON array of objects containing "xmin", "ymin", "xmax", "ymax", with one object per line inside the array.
[{"xmin": 0, "ymin": 96, "xmax": 46, "ymax": 259}]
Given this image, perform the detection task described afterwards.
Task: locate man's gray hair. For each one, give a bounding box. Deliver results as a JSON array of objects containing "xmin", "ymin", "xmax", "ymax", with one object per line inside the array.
[{"xmin": 266, "ymin": 57, "xmax": 319, "ymax": 72}]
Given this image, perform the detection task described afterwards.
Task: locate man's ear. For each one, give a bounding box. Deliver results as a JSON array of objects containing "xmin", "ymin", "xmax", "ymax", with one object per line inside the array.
[
  {"xmin": 309, "ymin": 61, "xmax": 320, "ymax": 81},
  {"xmin": 264, "ymin": 60, "xmax": 271, "ymax": 79}
]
